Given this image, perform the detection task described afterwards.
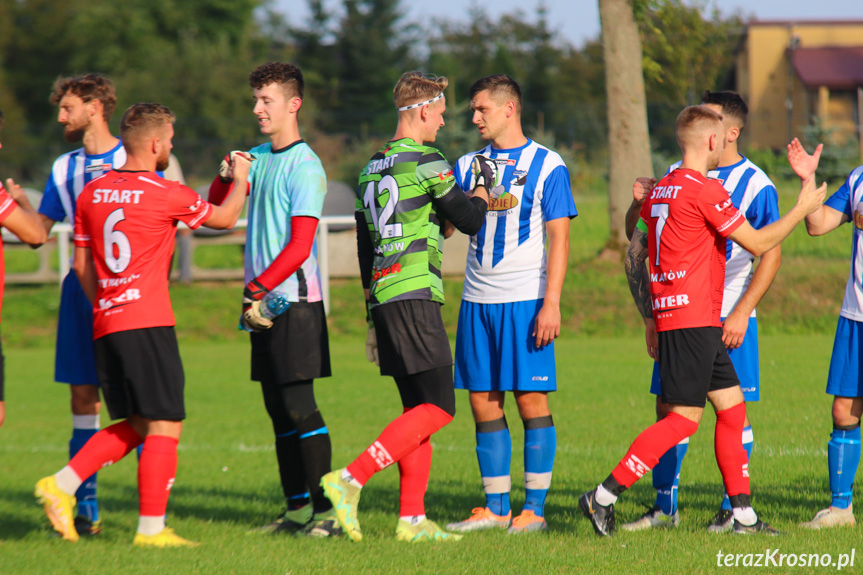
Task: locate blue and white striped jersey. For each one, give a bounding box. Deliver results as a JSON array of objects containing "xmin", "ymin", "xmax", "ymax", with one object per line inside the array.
[
  {"xmin": 40, "ymin": 141, "xmax": 127, "ymax": 224},
  {"xmin": 824, "ymin": 165, "xmax": 863, "ymax": 322},
  {"xmin": 669, "ymin": 156, "xmax": 780, "ymax": 317},
  {"xmin": 455, "ymin": 139, "xmax": 577, "ymax": 303}
]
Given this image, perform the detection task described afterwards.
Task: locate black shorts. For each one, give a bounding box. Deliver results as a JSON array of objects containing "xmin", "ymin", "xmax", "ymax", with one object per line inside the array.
[
  {"xmin": 372, "ymin": 299, "xmax": 453, "ymax": 378},
  {"xmin": 94, "ymin": 326, "xmax": 185, "ymax": 421},
  {"xmin": 658, "ymin": 327, "xmax": 739, "ymax": 408},
  {"xmin": 251, "ymin": 301, "xmax": 331, "ymax": 384}
]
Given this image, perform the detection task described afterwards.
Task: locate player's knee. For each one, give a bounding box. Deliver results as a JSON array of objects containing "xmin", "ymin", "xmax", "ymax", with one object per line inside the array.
[{"xmin": 832, "ymin": 397, "xmax": 861, "ymax": 427}]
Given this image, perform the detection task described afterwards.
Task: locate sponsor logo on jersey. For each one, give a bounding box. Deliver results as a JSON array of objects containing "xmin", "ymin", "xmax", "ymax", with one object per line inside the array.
[
  {"xmin": 98, "ymin": 288, "xmax": 142, "ymax": 310},
  {"xmin": 438, "ymin": 168, "xmax": 453, "ymax": 181},
  {"xmin": 510, "ymin": 169, "xmax": 528, "ymax": 187},
  {"xmin": 99, "ymin": 273, "xmax": 141, "ymax": 288},
  {"xmin": 368, "ymin": 154, "xmax": 398, "ymax": 174},
  {"xmin": 714, "ymin": 197, "xmax": 734, "ymax": 211},
  {"xmin": 652, "ymin": 294, "xmax": 690, "ymax": 310},
  {"xmin": 92, "ymin": 188, "xmax": 144, "ymax": 204},
  {"xmin": 488, "ymin": 192, "xmax": 519, "ymax": 211},
  {"xmin": 85, "ymin": 162, "xmax": 111, "ymax": 173},
  {"xmin": 372, "ymin": 262, "xmax": 401, "ymax": 282},
  {"xmin": 650, "ymin": 269, "xmax": 687, "ymax": 283},
  {"xmin": 650, "ymin": 185, "xmax": 682, "ymax": 200},
  {"xmin": 369, "ymin": 441, "xmax": 393, "ymax": 470}
]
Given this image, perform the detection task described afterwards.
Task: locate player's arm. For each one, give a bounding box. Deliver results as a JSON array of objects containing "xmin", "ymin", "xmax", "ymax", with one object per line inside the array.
[
  {"xmin": 728, "ymin": 178, "xmax": 826, "ymax": 256},
  {"xmin": 785, "ymin": 138, "xmax": 844, "ymax": 235},
  {"xmin": 625, "ymin": 177, "xmax": 656, "ymax": 240},
  {"xmin": 722, "ymin": 245, "xmax": 780, "ymax": 349},
  {"xmin": 355, "ymin": 210, "xmax": 379, "ymax": 365},
  {"xmin": 1, "ymin": 179, "xmax": 48, "ymax": 245},
  {"xmin": 625, "ymin": 226, "xmax": 658, "ymax": 360},
  {"xmin": 73, "ymin": 246, "xmax": 97, "ymax": 305},
  {"xmin": 202, "ymin": 153, "xmax": 253, "ymax": 229},
  {"xmin": 533, "ymin": 217, "xmax": 569, "ymax": 347}
]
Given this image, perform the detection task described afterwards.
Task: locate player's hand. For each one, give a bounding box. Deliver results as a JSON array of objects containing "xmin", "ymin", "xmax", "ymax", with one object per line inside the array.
[
  {"xmin": 644, "ymin": 319, "xmax": 658, "ymax": 361},
  {"xmin": 365, "ymin": 324, "xmax": 379, "ymax": 366},
  {"xmin": 786, "ymin": 138, "xmax": 822, "ymax": 181},
  {"xmin": 633, "ymin": 177, "xmax": 656, "ymax": 204},
  {"xmin": 219, "ymin": 151, "xmax": 256, "ymax": 183},
  {"xmin": 533, "ymin": 300, "xmax": 561, "ymax": 348},
  {"xmin": 797, "ymin": 177, "xmax": 827, "ymax": 216},
  {"xmin": 721, "ymin": 309, "xmax": 748, "ymax": 350},
  {"xmin": 4, "ymin": 178, "xmax": 24, "ymax": 201},
  {"xmin": 241, "ymin": 278, "xmax": 272, "ymax": 331},
  {"xmin": 471, "ymin": 155, "xmax": 498, "ymax": 191}
]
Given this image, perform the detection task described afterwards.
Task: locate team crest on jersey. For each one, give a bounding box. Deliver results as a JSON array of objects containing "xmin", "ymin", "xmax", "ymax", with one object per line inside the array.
[
  {"xmin": 510, "ymin": 169, "xmax": 528, "ymax": 187},
  {"xmin": 855, "ymin": 202, "xmax": 863, "ymax": 230}
]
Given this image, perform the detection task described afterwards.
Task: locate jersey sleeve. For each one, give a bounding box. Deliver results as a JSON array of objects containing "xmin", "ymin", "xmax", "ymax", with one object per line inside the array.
[
  {"xmin": 168, "ymin": 184, "xmax": 213, "ymax": 230},
  {"xmin": 636, "ymin": 217, "xmax": 648, "ymax": 234},
  {"xmin": 825, "ymin": 170, "xmax": 863, "ymax": 217},
  {"xmin": 416, "ymin": 150, "xmax": 457, "ymax": 199},
  {"xmin": 285, "ymin": 159, "xmax": 326, "ymax": 219},
  {"xmin": 72, "ymin": 191, "xmax": 90, "ymax": 247},
  {"xmin": 539, "ymin": 164, "xmax": 578, "ymax": 221},
  {"xmin": 454, "ymin": 153, "xmax": 476, "ymax": 193},
  {"xmin": 745, "ymin": 184, "xmax": 780, "ymax": 229},
  {"xmin": 698, "ymin": 181, "xmax": 744, "ymax": 237},
  {"xmin": 39, "ymin": 174, "xmax": 67, "ymax": 222},
  {"xmin": 0, "ymin": 185, "xmax": 16, "ymax": 224}
]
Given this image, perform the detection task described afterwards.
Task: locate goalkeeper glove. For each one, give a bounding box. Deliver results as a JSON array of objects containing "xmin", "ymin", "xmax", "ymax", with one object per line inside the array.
[
  {"xmin": 365, "ymin": 323, "xmax": 379, "ymax": 366},
  {"xmin": 241, "ymin": 278, "xmax": 273, "ymax": 332},
  {"xmin": 219, "ymin": 151, "xmax": 256, "ymax": 182},
  {"xmin": 471, "ymin": 154, "xmax": 498, "ymax": 190}
]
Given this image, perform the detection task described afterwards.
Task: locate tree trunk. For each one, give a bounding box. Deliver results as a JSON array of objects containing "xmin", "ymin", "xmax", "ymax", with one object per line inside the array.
[{"xmin": 599, "ymin": 0, "xmax": 654, "ymax": 257}]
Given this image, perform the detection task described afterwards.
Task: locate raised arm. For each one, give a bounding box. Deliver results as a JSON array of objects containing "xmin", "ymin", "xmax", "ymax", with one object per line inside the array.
[
  {"xmin": 203, "ymin": 153, "xmax": 253, "ymax": 229},
  {"xmin": 625, "ymin": 177, "xmax": 656, "ymax": 240}
]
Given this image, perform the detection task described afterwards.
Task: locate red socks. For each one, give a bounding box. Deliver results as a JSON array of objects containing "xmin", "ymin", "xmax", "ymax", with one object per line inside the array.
[
  {"xmin": 68, "ymin": 420, "xmax": 143, "ymax": 480},
  {"xmin": 715, "ymin": 402, "xmax": 750, "ymax": 498},
  {"xmin": 612, "ymin": 412, "xmax": 699, "ymax": 488},
  {"xmin": 347, "ymin": 403, "xmax": 452, "ymax": 485},
  {"xmin": 138, "ymin": 435, "xmax": 179, "ymax": 517},
  {"xmin": 397, "ymin": 406, "xmax": 432, "ymax": 517}
]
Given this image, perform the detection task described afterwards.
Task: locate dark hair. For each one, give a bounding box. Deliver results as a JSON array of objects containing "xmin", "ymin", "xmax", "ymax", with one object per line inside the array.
[
  {"xmin": 50, "ymin": 73, "xmax": 117, "ymax": 122},
  {"xmin": 469, "ymin": 74, "xmax": 522, "ymax": 111},
  {"xmin": 701, "ymin": 90, "xmax": 748, "ymax": 128},
  {"xmin": 249, "ymin": 62, "xmax": 304, "ymax": 99},
  {"xmin": 120, "ymin": 102, "xmax": 175, "ymax": 144}
]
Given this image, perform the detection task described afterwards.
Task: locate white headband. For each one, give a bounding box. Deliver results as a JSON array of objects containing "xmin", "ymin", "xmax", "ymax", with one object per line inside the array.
[{"xmin": 397, "ymin": 92, "xmax": 444, "ymax": 112}]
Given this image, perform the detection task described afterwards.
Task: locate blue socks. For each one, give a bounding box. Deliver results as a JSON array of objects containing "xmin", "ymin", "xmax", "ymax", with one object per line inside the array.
[
  {"xmin": 476, "ymin": 417, "xmax": 511, "ymax": 516},
  {"xmin": 523, "ymin": 416, "xmax": 555, "ymax": 517},
  {"xmin": 652, "ymin": 437, "xmax": 689, "ymax": 515},
  {"xmin": 70, "ymin": 415, "xmax": 100, "ymax": 521},
  {"xmin": 829, "ymin": 423, "xmax": 861, "ymax": 509}
]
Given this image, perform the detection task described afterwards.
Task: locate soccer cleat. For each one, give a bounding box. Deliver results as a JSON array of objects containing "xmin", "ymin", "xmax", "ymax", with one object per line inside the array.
[
  {"xmin": 133, "ymin": 527, "xmax": 200, "ymax": 548},
  {"xmin": 395, "ymin": 519, "xmax": 463, "ymax": 542},
  {"xmin": 445, "ymin": 507, "xmax": 512, "ymax": 532},
  {"xmin": 508, "ymin": 510, "xmax": 548, "ymax": 534},
  {"xmin": 578, "ymin": 490, "xmax": 615, "ymax": 537},
  {"xmin": 321, "ymin": 469, "xmax": 362, "ymax": 542},
  {"xmin": 249, "ymin": 506, "xmax": 313, "ymax": 535},
  {"xmin": 296, "ymin": 512, "xmax": 343, "ymax": 538},
  {"xmin": 706, "ymin": 509, "xmax": 734, "ymax": 533},
  {"xmin": 74, "ymin": 515, "xmax": 103, "ymax": 536},
  {"xmin": 732, "ymin": 519, "xmax": 780, "ymax": 535},
  {"xmin": 800, "ymin": 506, "xmax": 856, "ymax": 530},
  {"xmin": 621, "ymin": 505, "xmax": 679, "ymax": 532},
  {"xmin": 35, "ymin": 476, "xmax": 78, "ymax": 542}
]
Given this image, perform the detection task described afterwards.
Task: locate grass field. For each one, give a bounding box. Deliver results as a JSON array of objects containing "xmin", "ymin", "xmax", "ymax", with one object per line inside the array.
[{"xmin": 0, "ymin": 335, "xmax": 859, "ymax": 575}]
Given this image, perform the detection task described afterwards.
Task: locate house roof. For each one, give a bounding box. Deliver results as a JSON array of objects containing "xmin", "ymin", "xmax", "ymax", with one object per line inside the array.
[{"xmin": 791, "ymin": 46, "xmax": 863, "ymax": 90}]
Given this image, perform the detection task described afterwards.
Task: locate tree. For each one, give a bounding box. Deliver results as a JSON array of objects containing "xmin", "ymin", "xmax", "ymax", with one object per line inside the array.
[{"xmin": 598, "ymin": 0, "xmax": 654, "ymax": 253}]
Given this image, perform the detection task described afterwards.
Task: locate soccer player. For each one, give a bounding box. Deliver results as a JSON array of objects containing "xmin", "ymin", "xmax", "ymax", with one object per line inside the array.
[
  {"xmin": 209, "ymin": 62, "xmax": 340, "ymax": 537},
  {"xmin": 621, "ymin": 91, "xmax": 782, "ymax": 532},
  {"xmin": 0, "ymin": 109, "xmax": 50, "ymax": 429},
  {"xmin": 321, "ymin": 71, "xmax": 491, "ymax": 543},
  {"xmin": 34, "ymin": 102, "xmax": 249, "ymax": 546},
  {"xmin": 788, "ymin": 138, "xmax": 863, "ymax": 529},
  {"xmin": 579, "ymin": 105, "xmax": 825, "ymax": 536},
  {"xmin": 28, "ymin": 74, "xmax": 125, "ymax": 536},
  {"xmin": 444, "ymin": 75, "xmax": 577, "ymax": 535}
]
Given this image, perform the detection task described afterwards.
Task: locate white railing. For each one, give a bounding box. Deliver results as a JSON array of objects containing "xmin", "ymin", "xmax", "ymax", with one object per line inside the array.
[{"xmin": 11, "ymin": 215, "xmax": 357, "ymax": 314}]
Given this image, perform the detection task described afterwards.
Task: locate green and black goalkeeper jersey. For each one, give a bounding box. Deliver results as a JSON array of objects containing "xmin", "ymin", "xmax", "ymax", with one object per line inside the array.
[{"xmin": 356, "ymin": 137, "xmax": 459, "ymax": 307}]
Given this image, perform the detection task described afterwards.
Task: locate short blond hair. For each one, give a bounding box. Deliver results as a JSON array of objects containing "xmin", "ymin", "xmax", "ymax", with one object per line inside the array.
[
  {"xmin": 120, "ymin": 103, "xmax": 175, "ymax": 149},
  {"xmin": 676, "ymin": 105, "xmax": 723, "ymax": 149},
  {"xmin": 393, "ymin": 71, "xmax": 448, "ymax": 110}
]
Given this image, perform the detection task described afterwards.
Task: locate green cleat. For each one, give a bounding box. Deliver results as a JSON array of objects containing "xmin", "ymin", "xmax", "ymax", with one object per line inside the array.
[
  {"xmin": 321, "ymin": 469, "xmax": 362, "ymax": 542},
  {"xmin": 396, "ymin": 519, "xmax": 463, "ymax": 543}
]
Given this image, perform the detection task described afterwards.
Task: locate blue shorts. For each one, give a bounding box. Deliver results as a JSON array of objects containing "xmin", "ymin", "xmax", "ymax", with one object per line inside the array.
[
  {"xmin": 827, "ymin": 316, "xmax": 863, "ymax": 398},
  {"xmin": 55, "ymin": 273, "xmax": 99, "ymax": 386},
  {"xmin": 651, "ymin": 316, "xmax": 760, "ymax": 401},
  {"xmin": 454, "ymin": 299, "xmax": 556, "ymax": 392}
]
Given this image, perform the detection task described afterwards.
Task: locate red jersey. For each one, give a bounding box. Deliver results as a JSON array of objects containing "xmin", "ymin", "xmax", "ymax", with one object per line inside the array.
[
  {"xmin": 640, "ymin": 168, "xmax": 744, "ymax": 332},
  {"xmin": 0, "ymin": 184, "xmax": 19, "ymax": 322},
  {"xmin": 74, "ymin": 170, "xmax": 213, "ymax": 339}
]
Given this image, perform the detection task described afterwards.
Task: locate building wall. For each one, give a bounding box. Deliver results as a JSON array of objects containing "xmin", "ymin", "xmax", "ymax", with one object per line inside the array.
[{"xmin": 738, "ymin": 22, "xmax": 863, "ymax": 151}]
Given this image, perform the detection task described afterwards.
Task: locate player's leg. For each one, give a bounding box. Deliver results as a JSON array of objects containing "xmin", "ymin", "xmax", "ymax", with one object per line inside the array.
[
  {"xmin": 448, "ymin": 300, "xmax": 513, "ymax": 532},
  {"xmin": 57, "ymin": 274, "xmax": 102, "ymax": 534},
  {"xmin": 512, "ymin": 391, "xmax": 554, "ymax": 534},
  {"xmin": 803, "ymin": 316, "xmax": 863, "ymax": 529}
]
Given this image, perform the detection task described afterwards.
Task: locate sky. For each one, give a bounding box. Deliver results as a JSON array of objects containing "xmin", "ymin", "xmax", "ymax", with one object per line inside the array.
[{"xmin": 279, "ymin": 0, "xmax": 863, "ymax": 48}]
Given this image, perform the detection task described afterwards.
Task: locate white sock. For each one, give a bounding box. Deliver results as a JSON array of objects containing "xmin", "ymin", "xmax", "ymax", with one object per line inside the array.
[
  {"xmin": 595, "ymin": 484, "xmax": 618, "ymax": 506},
  {"xmin": 54, "ymin": 466, "xmax": 83, "ymax": 495},
  {"xmin": 72, "ymin": 414, "xmax": 100, "ymax": 430},
  {"xmin": 399, "ymin": 514, "xmax": 426, "ymax": 525},
  {"xmin": 732, "ymin": 506, "xmax": 757, "ymax": 526},
  {"xmin": 342, "ymin": 469, "xmax": 364, "ymax": 488},
  {"xmin": 137, "ymin": 515, "xmax": 167, "ymax": 536}
]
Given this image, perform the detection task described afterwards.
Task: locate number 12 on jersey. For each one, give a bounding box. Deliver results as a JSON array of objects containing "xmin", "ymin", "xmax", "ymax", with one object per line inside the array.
[{"xmin": 362, "ymin": 175, "xmax": 403, "ymax": 239}]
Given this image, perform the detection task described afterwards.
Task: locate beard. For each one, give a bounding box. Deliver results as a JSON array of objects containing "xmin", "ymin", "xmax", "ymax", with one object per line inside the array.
[
  {"xmin": 64, "ymin": 125, "xmax": 85, "ymax": 143},
  {"xmin": 155, "ymin": 153, "xmax": 170, "ymax": 172}
]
